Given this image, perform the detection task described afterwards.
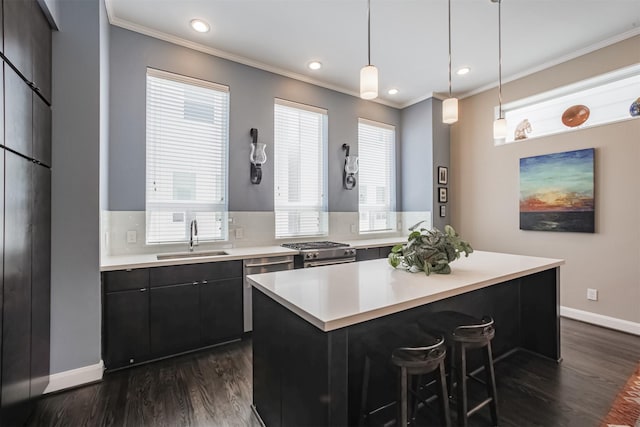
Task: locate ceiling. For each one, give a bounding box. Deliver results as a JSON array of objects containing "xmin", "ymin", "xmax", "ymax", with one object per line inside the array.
[{"xmin": 106, "ymin": 0, "xmax": 640, "ymax": 108}]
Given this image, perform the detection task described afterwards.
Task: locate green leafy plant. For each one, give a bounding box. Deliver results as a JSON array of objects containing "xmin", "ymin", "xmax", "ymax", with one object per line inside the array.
[{"xmin": 388, "ymin": 225, "xmax": 473, "ymax": 275}]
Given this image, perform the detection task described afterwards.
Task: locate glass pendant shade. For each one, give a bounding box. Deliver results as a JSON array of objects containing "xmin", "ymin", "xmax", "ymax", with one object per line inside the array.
[
  {"xmin": 493, "ymin": 117, "xmax": 507, "ymax": 140},
  {"xmin": 250, "ymin": 142, "xmax": 267, "ymax": 164},
  {"xmin": 360, "ymin": 65, "xmax": 378, "ymax": 100},
  {"xmin": 442, "ymin": 98, "xmax": 459, "ymax": 124}
]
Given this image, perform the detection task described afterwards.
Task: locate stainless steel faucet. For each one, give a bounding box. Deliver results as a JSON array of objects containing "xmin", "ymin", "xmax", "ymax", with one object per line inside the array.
[
  {"xmin": 408, "ymin": 220, "xmax": 428, "ymax": 231},
  {"xmin": 189, "ymin": 219, "xmax": 198, "ymax": 252}
]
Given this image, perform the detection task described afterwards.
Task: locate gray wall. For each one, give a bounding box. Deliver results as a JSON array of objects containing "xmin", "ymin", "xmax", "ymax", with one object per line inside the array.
[
  {"xmin": 400, "ymin": 97, "xmax": 451, "ymax": 230},
  {"xmin": 401, "ymin": 98, "xmax": 434, "ymax": 212},
  {"xmin": 99, "ymin": 0, "xmax": 109, "ymax": 210},
  {"xmin": 108, "ymin": 26, "xmax": 401, "ymax": 213},
  {"xmin": 430, "ymin": 99, "xmax": 451, "ymax": 231},
  {"xmin": 50, "ymin": 0, "xmax": 102, "ymax": 374}
]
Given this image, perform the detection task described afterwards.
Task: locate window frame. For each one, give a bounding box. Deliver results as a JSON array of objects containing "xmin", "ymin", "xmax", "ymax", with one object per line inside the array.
[
  {"xmin": 273, "ymin": 98, "xmax": 329, "ymax": 239},
  {"xmin": 357, "ymin": 117, "xmax": 397, "ymax": 234},
  {"xmin": 145, "ymin": 68, "xmax": 230, "ymax": 245}
]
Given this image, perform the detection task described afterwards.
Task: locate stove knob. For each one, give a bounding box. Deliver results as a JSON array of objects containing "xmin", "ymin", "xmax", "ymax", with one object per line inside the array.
[
  {"xmin": 351, "ymin": 249, "xmax": 356, "ymax": 255},
  {"xmin": 344, "ymin": 250, "xmax": 351, "ymax": 256},
  {"xmin": 305, "ymin": 253, "xmax": 312, "ymax": 259},
  {"xmin": 313, "ymin": 252, "xmax": 318, "ymax": 258}
]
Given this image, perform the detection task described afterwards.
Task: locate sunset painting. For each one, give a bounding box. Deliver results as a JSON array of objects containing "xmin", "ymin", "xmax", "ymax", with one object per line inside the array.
[{"xmin": 520, "ymin": 148, "xmax": 595, "ymax": 232}]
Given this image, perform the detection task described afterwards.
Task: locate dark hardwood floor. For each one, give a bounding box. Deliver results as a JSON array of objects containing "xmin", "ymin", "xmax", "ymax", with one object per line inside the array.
[{"xmin": 27, "ymin": 318, "xmax": 639, "ymax": 427}]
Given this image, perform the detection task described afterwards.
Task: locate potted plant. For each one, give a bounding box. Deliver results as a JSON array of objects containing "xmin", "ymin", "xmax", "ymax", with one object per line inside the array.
[{"xmin": 388, "ymin": 225, "xmax": 473, "ymax": 275}]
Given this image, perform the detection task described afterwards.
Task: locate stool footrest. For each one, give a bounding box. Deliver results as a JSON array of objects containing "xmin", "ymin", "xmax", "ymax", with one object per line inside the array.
[{"xmin": 467, "ymin": 397, "xmax": 494, "ymax": 417}]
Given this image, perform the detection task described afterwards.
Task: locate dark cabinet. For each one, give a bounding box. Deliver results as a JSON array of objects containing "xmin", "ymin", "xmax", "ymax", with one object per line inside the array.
[
  {"xmin": 103, "ymin": 261, "xmax": 244, "ymax": 369},
  {"xmin": 30, "ymin": 1, "xmax": 51, "ymax": 102},
  {"xmin": 3, "ymin": 0, "xmax": 33, "ymax": 81},
  {"xmin": 103, "ymin": 268, "xmax": 149, "ymax": 293},
  {"xmin": 102, "ymin": 269, "xmax": 150, "ymax": 369},
  {"xmin": 3, "ymin": 0, "xmax": 52, "ymax": 103},
  {"xmin": 0, "ymin": 3, "xmax": 51, "ymax": 422},
  {"xmin": 150, "ymin": 283, "xmax": 201, "ymax": 356},
  {"xmin": 2, "ymin": 151, "xmax": 33, "ymax": 411},
  {"xmin": 379, "ymin": 246, "xmax": 394, "ymax": 258},
  {"xmin": 30, "ymin": 166, "xmax": 50, "ymax": 397},
  {"xmin": 149, "ymin": 261, "xmax": 242, "ymax": 356},
  {"xmin": 32, "ymin": 94, "xmax": 51, "ymax": 166},
  {"xmin": 104, "ymin": 289, "xmax": 150, "ymax": 368},
  {"xmin": 0, "ymin": 0, "xmax": 4, "ymax": 54},
  {"xmin": 4, "ymin": 66, "xmax": 32, "ymax": 158},
  {"xmin": 200, "ymin": 278, "xmax": 243, "ymax": 345},
  {"xmin": 356, "ymin": 246, "xmax": 395, "ymax": 262},
  {"xmin": 356, "ymin": 247, "xmax": 380, "ymax": 262}
]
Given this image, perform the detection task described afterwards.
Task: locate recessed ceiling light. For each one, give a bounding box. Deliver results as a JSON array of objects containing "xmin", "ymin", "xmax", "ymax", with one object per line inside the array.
[
  {"xmin": 308, "ymin": 61, "xmax": 322, "ymax": 70},
  {"xmin": 388, "ymin": 88, "xmax": 399, "ymax": 95},
  {"xmin": 456, "ymin": 67, "xmax": 471, "ymax": 76},
  {"xmin": 190, "ymin": 19, "xmax": 210, "ymax": 33}
]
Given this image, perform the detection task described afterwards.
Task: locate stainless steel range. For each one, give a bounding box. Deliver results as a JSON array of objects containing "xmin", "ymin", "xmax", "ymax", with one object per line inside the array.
[{"xmin": 281, "ymin": 241, "xmax": 356, "ymax": 268}]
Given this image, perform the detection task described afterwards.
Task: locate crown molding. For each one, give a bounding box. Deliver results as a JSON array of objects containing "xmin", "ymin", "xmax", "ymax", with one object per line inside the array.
[{"xmin": 105, "ymin": 1, "xmax": 402, "ymax": 109}]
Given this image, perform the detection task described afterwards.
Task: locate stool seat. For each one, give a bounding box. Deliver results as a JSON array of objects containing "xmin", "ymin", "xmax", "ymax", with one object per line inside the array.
[{"xmin": 418, "ymin": 312, "xmax": 499, "ymax": 427}]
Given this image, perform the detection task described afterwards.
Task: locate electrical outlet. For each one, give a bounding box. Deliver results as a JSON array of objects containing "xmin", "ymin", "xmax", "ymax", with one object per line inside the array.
[
  {"xmin": 587, "ymin": 288, "xmax": 598, "ymax": 301},
  {"xmin": 235, "ymin": 227, "xmax": 244, "ymax": 239},
  {"xmin": 126, "ymin": 230, "xmax": 137, "ymax": 244}
]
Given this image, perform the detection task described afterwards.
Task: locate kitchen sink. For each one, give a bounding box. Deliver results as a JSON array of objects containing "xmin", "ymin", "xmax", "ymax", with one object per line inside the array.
[{"xmin": 156, "ymin": 250, "xmax": 229, "ymax": 260}]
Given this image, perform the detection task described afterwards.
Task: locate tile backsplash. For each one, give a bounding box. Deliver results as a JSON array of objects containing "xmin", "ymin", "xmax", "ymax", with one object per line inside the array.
[{"xmin": 101, "ymin": 210, "xmax": 431, "ymax": 256}]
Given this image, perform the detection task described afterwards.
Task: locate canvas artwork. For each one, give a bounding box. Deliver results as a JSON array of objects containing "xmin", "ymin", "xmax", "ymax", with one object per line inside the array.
[{"xmin": 519, "ymin": 148, "xmax": 595, "ymax": 233}]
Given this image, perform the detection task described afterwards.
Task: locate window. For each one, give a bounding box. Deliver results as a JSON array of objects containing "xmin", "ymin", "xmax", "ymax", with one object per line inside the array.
[
  {"xmin": 145, "ymin": 68, "xmax": 229, "ymax": 244},
  {"xmin": 358, "ymin": 118, "xmax": 396, "ymax": 233},
  {"xmin": 498, "ymin": 64, "xmax": 640, "ymax": 145},
  {"xmin": 274, "ymin": 99, "xmax": 328, "ymax": 238}
]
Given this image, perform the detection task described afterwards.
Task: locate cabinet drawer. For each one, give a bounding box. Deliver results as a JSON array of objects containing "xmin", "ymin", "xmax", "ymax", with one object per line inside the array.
[
  {"xmin": 103, "ymin": 269, "xmax": 150, "ymax": 293},
  {"xmin": 150, "ymin": 261, "xmax": 242, "ymax": 287}
]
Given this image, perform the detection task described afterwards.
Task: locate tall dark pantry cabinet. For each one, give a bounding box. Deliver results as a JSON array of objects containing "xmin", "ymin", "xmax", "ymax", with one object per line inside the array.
[{"xmin": 1, "ymin": 0, "xmax": 53, "ymax": 424}]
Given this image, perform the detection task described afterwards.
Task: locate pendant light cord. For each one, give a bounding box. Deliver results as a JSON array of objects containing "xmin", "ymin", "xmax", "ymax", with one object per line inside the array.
[
  {"xmin": 497, "ymin": 0, "xmax": 503, "ymax": 118},
  {"xmin": 367, "ymin": 0, "xmax": 371, "ymax": 66},
  {"xmin": 448, "ymin": 0, "xmax": 452, "ymax": 98}
]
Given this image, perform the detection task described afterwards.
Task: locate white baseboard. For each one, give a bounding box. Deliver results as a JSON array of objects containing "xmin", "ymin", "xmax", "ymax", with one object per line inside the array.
[
  {"xmin": 560, "ymin": 306, "xmax": 640, "ymax": 336},
  {"xmin": 43, "ymin": 360, "xmax": 104, "ymax": 394}
]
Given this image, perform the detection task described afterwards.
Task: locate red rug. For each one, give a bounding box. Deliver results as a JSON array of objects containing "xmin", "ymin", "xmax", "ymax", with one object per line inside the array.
[{"xmin": 601, "ymin": 362, "xmax": 640, "ymax": 427}]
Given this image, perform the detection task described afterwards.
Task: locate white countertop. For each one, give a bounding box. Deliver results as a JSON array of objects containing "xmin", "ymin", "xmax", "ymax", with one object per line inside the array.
[
  {"xmin": 100, "ymin": 245, "xmax": 299, "ymax": 271},
  {"xmin": 247, "ymin": 250, "xmax": 564, "ymax": 332},
  {"xmin": 99, "ymin": 237, "xmax": 404, "ymax": 271}
]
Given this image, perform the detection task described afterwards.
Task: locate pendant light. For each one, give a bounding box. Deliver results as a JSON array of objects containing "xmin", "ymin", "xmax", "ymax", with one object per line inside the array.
[
  {"xmin": 442, "ymin": 0, "xmax": 458, "ymax": 124},
  {"xmin": 492, "ymin": 0, "xmax": 507, "ymax": 140},
  {"xmin": 360, "ymin": 0, "xmax": 378, "ymax": 100}
]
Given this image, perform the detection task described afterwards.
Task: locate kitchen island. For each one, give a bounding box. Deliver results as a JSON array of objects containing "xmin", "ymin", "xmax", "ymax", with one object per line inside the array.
[{"xmin": 248, "ymin": 251, "xmax": 564, "ymax": 426}]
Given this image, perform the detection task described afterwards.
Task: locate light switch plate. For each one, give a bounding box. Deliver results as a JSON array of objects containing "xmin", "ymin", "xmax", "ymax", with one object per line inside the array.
[
  {"xmin": 587, "ymin": 288, "xmax": 598, "ymax": 301},
  {"xmin": 126, "ymin": 230, "xmax": 137, "ymax": 244},
  {"xmin": 235, "ymin": 228, "xmax": 244, "ymax": 239}
]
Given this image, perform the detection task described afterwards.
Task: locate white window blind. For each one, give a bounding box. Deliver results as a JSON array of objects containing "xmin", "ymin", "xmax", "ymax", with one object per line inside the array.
[
  {"xmin": 274, "ymin": 99, "xmax": 328, "ymax": 238},
  {"xmin": 145, "ymin": 68, "xmax": 229, "ymax": 244},
  {"xmin": 358, "ymin": 118, "xmax": 396, "ymax": 233}
]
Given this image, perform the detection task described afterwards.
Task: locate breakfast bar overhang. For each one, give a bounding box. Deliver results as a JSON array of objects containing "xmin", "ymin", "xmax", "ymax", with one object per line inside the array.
[{"xmin": 248, "ymin": 251, "xmax": 565, "ymax": 426}]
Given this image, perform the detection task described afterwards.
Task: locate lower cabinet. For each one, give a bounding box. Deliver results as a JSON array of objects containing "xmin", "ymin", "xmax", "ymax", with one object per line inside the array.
[
  {"xmin": 149, "ymin": 283, "xmax": 200, "ymax": 356},
  {"xmin": 102, "ymin": 260, "xmax": 243, "ymax": 370},
  {"xmin": 356, "ymin": 246, "xmax": 395, "ymax": 261},
  {"xmin": 104, "ymin": 289, "xmax": 150, "ymax": 368},
  {"xmin": 200, "ymin": 278, "xmax": 243, "ymax": 345}
]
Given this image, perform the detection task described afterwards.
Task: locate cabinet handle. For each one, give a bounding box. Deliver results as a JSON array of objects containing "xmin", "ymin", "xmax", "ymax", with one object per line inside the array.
[
  {"xmin": 202, "ymin": 280, "xmax": 208, "ymax": 285},
  {"xmin": 139, "ymin": 288, "xmax": 147, "ymax": 292},
  {"xmin": 192, "ymin": 281, "xmax": 199, "ymax": 285}
]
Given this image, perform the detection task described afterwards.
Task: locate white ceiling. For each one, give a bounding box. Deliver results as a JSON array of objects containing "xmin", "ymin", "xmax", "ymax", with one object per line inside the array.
[{"xmin": 106, "ymin": 0, "xmax": 640, "ymax": 108}]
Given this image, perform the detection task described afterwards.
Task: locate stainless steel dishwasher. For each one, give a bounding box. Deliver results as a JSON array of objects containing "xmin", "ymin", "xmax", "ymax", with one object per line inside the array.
[{"xmin": 243, "ymin": 255, "xmax": 294, "ymax": 332}]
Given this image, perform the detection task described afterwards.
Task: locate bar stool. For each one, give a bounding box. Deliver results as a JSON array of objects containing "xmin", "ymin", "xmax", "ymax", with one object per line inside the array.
[
  {"xmin": 359, "ymin": 324, "xmax": 451, "ymax": 426},
  {"xmin": 418, "ymin": 311, "xmax": 498, "ymax": 427}
]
